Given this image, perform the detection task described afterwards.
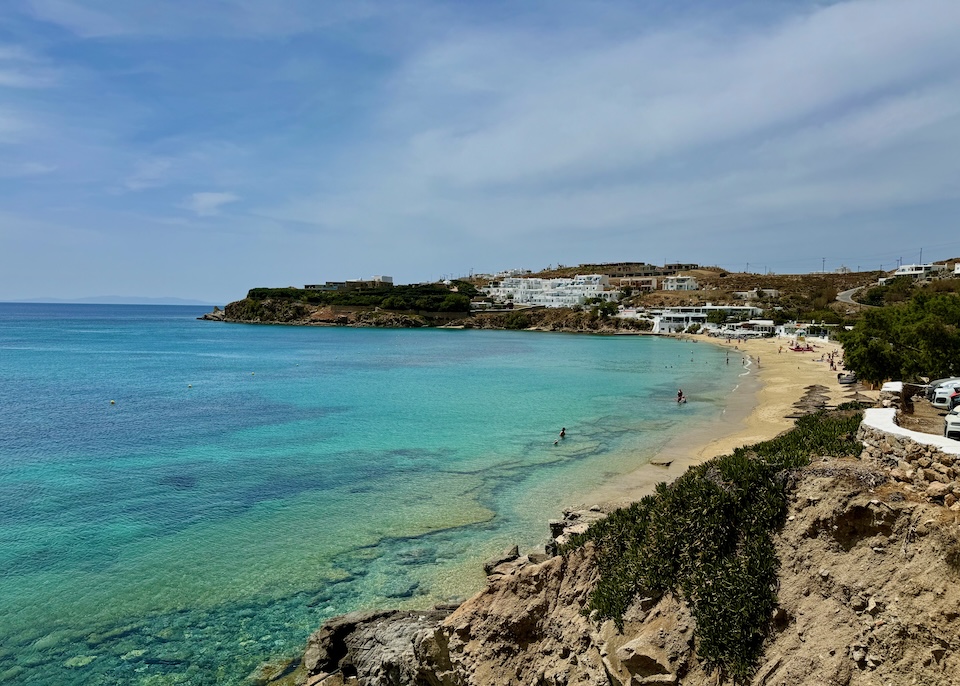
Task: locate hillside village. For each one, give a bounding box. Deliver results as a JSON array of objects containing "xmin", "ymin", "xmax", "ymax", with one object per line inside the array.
[{"xmin": 219, "ymin": 258, "xmax": 960, "ymax": 339}]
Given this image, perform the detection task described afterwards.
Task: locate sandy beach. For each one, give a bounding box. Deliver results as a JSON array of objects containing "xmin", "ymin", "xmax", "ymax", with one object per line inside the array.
[{"xmin": 582, "ymin": 333, "xmax": 875, "ymax": 509}]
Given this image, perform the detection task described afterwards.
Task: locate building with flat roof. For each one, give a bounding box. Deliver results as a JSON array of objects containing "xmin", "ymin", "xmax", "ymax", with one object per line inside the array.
[
  {"xmin": 582, "ymin": 262, "xmax": 662, "ymax": 277},
  {"xmin": 482, "ymin": 274, "xmax": 621, "ymax": 308},
  {"xmin": 663, "ymin": 275, "xmax": 699, "ymax": 291},
  {"xmin": 663, "ymin": 263, "xmax": 700, "ymax": 273},
  {"xmin": 305, "ymin": 275, "xmax": 394, "ymax": 291},
  {"xmin": 643, "ymin": 304, "xmax": 763, "ymax": 333},
  {"xmin": 878, "ymin": 264, "xmax": 946, "ymax": 285},
  {"xmin": 614, "ymin": 276, "xmax": 659, "ymax": 292}
]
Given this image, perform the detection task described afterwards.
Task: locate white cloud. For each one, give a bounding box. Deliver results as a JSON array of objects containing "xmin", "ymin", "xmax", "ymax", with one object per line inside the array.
[
  {"xmin": 5, "ymin": 0, "xmax": 960, "ymax": 298},
  {"xmin": 0, "ymin": 43, "xmax": 57, "ymax": 88},
  {"xmin": 183, "ymin": 192, "xmax": 239, "ymax": 217},
  {"xmin": 375, "ymin": 0, "xmax": 960, "ymax": 191},
  {"xmin": 125, "ymin": 158, "xmax": 174, "ymax": 191},
  {"xmin": 262, "ymin": 0, "xmax": 960, "ymax": 252},
  {"xmin": 0, "ymin": 161, "xmax": 57, "ymax": 178}
]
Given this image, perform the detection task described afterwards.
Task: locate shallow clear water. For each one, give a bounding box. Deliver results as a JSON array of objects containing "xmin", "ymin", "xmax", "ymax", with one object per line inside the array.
[{"xmin": 0, "ymin": 304, "xmax": 744, "ymax": 684}]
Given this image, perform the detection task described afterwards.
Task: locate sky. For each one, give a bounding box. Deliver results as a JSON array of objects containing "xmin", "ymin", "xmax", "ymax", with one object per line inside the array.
[{"xmin": 1, "ymin": 0, "xmax": 959, "ymax": 303}]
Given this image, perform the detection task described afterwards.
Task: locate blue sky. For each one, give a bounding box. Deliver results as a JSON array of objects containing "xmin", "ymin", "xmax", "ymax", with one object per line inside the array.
[{"xmin": 2, "ymin": 0, "xmax": 959, "ymax": 303}]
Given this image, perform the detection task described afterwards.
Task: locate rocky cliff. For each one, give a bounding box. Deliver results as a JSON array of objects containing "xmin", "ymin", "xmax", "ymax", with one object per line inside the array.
[
  {"xmin": 205, "ymin": 300, "xmax": 652, "ymax": 333},
  {"xmin": 261, "ymin": 451, "xmax": 960, "ymax": 686}
]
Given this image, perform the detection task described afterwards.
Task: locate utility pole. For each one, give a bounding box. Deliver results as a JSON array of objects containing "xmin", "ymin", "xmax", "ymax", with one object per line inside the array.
[
  {"xmin": 920, "ymin": 248, "xmax": 923, "ymax": 264},
  {"xmin": 822, "ymin": 257, "xmax": 825, "ymax": 273}
]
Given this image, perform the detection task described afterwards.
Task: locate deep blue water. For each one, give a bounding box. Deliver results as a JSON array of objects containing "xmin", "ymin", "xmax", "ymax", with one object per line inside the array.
[{"xmin": 0, "ymin": 303, "xmax": 745, "ymax": 684}]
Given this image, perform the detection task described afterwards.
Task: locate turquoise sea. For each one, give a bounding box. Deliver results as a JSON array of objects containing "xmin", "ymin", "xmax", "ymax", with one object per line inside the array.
[{"xmin": 0, "ymin": 304, "xmax": 747, "ymax": 685}]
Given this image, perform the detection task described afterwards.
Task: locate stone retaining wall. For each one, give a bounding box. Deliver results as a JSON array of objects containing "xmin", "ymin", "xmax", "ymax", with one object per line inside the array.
[{"xmin": 857, "ymin": 408, "xmax": 960, "ymax": 510}]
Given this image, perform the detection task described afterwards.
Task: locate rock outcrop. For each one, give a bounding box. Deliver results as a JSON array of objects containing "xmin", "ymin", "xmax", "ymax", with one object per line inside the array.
[
  {"xmin": 265, "ymin": 453, "xmax": 960, "ymax": 686},
  {"xmin": 212, "ymin": 298, "xmax": 655, "ymax": 333},
  {"xmin": 198, "ymin": 305, "xmax": 226, "ymax": 321}
]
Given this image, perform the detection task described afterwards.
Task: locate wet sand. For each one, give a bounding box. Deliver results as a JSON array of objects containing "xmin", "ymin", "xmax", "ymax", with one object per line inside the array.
[{"xmin": 581, "ymin": 334, "xmax": 875, "ymax": 509}]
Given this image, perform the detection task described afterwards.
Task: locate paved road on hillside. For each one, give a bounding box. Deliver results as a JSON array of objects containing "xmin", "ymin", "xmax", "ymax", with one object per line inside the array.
[{"xmin": 837, "ymin": 286, "xmax": 877, "ymax": 308}]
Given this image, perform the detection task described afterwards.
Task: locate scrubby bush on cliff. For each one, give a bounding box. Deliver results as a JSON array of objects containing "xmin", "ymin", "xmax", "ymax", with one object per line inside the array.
[
  {"xmin": 225, "ymin": 298, "xmax": 310, "ymax": 322},
  {"xmin": 503, "ymin": 311, "xmax": 532, "ymax": 329},
  {"xmin": 564, "ymin": 410, "xmax": 863, "ymax": 684},
  {"xmin": 243, "ymin": 285, "xmax": 470, "ymax": 313}
]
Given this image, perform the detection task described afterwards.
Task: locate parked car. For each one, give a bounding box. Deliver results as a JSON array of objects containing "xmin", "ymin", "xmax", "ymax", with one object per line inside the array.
[
  {"xmin": 932, "ymin": 381, "xmax": 960, "ymax": 409},
  {"xmin": 926, "ymin": 377, "xmax": 960, "ymax": 401},
  {"xmin": 945, "ymin": 407, "xmax": 960, "ymax": 440}
]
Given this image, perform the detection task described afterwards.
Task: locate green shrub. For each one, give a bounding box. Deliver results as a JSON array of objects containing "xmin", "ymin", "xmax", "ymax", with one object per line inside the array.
[
  {"xmin": 563, "ymin": 410, "xmax": 863, "ymax": 683},
  {"xmin": 503, "ymin": 311, "xmax": 532, "ymax": 329},
  {"xmin": 243, "ymin": 284, "xmax": 471, "ymax": 313}
]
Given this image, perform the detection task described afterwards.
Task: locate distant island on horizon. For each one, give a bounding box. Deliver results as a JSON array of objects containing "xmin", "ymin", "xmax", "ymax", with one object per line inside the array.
[{"xmin": 6, "ymin": 296, "xmax": 222, "ymax": 306}]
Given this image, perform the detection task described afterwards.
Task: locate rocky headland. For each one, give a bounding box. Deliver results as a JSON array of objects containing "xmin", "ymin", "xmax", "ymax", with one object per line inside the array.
[
  {"xmin": 200, "ymin": 300, "xmax": 653, "ymax": 333},
  {"xmin": 255, "ymin": 405, "xmax": 960, "ymax": 686}
]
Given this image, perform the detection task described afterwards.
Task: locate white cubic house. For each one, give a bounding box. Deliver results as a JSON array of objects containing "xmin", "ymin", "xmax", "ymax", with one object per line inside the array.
[
  {"xmin": 482, "ymin": 274, "xmax": 621, "ymax": 308},
  {"xmin": 878, "ymin": 264, "xmax": 947, "ymax": 284},
  {"xmin": 662, "ymin": 276, "xmax": 699, "ymax": 291}
]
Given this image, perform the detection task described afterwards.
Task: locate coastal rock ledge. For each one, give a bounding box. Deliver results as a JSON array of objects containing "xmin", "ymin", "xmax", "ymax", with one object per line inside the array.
[{"xmin": 264, "ymin": 456, "xmax": 960, "ymax": 686}]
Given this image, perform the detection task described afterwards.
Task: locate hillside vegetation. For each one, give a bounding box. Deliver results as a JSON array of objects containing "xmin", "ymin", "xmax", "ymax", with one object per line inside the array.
[
  {"xmin": 563, "ymin": 408, "xmax": 865, "ymax": 683},
  {"xmin": 839, "ymin": 291, "xmax": 960, "ymax": 384},
  {"xmin": 243, "ymin": 284, "xmax": 471, "ymax": 313}
]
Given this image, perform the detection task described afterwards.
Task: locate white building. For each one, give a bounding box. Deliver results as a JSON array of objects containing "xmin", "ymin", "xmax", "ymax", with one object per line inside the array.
[
  {"xmin": 646, "ymin": 305, "xmax": 763, "ymax": 333},
  {"xmin": 663, "ymin": 276, "xmax": 699, "ymax": 291},
  {"xmin": 722, "ymin": 319, "xmax": 776, "ymax": 336},
  {"xmin": 878, "ymin": 263, "xmax": 947, "ymax": 284},
  {"xmin": 733, "ymin": 288, "xmax": 780, "ymax": 300},
  {"xmin": 482, "ymin": 274, "xmax": 621, "ymax": 308}
]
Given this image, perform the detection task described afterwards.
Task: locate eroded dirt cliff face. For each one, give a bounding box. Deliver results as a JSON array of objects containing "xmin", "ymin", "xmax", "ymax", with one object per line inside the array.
[
  {"xmin": 279, "ymin": 457, "xmax": 960, "ymax": 686},
  {"xmin": 750, "ymin": 460, "xmax": 960, "ymax": 686}
]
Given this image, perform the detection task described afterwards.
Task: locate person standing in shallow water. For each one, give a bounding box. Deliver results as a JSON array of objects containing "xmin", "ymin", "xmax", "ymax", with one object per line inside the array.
[{"xmin": 559, "ymin": 427, "xmax": 566, "ymax": 439}]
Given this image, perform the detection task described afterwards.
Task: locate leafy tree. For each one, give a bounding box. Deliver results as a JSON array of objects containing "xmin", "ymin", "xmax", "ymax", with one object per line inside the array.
[
  {"xmin": 439, "ymin": 294, "xmax": 471, "ymax": 312},
  {"xmin": 707, "ymin": 309, "xmax": 729, "ymax": 325},
  {"xmin": 764, "ymin": 308, "xmax": 792, "ymax": 326},
  {"xmin": 381, "ymin": 295, "xmax": 409, "ymax": 310},
  {"xmin": 805, "ymin": 309, "xmax": 842, "ymax": 325},
  {"xmin": 503, "ymin": 311, "xmax": 531, "ymax": 329},
  {"xmin": 597, "ymin": 301, "xmax": 619, "ymax": 317},
  {"xmin": 450, "ymin": 280, "xmax": 479, "ymax": 298},
  {"xmin": 839, "ymin": 292, "xmax": 960, "ymax": 383}
]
